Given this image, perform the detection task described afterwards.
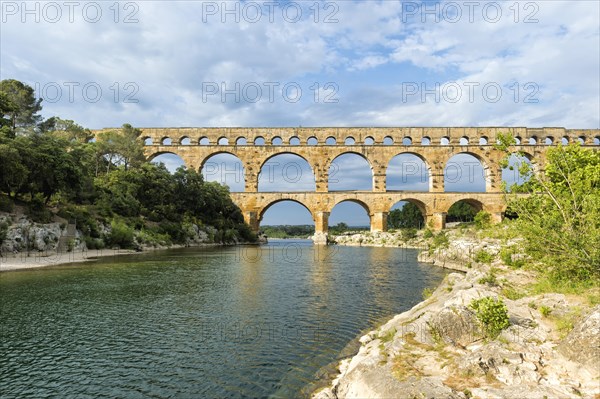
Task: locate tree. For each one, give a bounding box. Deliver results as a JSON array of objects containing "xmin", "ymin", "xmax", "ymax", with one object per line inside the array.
[
  {"xmin": 40, "ymin": 117, "xmax": 93, "ymax": 143},
  {"xmin": 388, "ymin": 202, "xmax": 424, "ymax": 229},
  {"xmin": 446, "ymin": 201, "xmax": 477, "ymax": 223},
  {"xmin": 95, "ymin": 124, "xmax": 146, "ymax": 173},
  {"xmin": 501, "ymin": 139, "xmax": 600, "ymax": 282},
  {"xmin": 0, "ymin": 79, "xmax": 42, "ymax": 135},
  {"xmin": 0, "ymin": 144, "xmax": 28, "ymax": 196}
]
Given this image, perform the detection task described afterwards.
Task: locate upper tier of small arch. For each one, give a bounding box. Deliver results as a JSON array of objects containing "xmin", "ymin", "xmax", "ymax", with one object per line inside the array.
[{"xmin": 93, "ymin": 127, "xmax": 600, "ymax": 147}]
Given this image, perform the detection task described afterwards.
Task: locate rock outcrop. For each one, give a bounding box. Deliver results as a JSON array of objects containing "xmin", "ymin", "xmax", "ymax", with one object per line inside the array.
[{"xmin": 313, "ymin": 269, "xmax": 600, "ymax": 399}]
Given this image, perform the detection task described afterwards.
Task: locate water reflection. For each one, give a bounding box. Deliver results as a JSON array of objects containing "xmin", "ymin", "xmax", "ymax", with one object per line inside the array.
[{"xmin": 0, "ymin": 241, "xmax": 448, "ymax": 398}]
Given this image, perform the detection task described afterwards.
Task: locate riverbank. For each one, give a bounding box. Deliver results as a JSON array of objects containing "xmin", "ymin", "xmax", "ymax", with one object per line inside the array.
[{"xmin": 313, "ymin": 228, "xmax": 600, "ymax": 399}]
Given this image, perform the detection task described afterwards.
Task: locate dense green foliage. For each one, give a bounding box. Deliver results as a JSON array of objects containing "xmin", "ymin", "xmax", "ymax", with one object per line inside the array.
[
  {"xmin": 469, "ymin": 297, "xmax": 510, "ymax": 339},
  {"xmin": 0, "ymin": 79, "xmax": 256, "ymax": 248},
  {"xmin": 446, "ymin": 201, "xmax": 477, "ymax": 223},
  {"xmin": 261, "ymin": 225, "xmax": 315, "ymax": 238},
  {"xmin": 498, "ymin": 134, "xmax": 600, "ymax": 282},
  {"xmin": 387, "ymin": 202, "xmax": 424, "ymax": 229}
]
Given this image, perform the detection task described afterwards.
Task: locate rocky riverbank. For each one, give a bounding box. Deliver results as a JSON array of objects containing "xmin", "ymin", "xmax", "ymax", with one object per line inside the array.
[{"xmin": 314, "ymin": 229, "xmax": 600, "ymax": 399}]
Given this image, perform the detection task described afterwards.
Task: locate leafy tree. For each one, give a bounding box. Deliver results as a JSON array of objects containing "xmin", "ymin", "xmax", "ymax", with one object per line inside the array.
[
  {"xmin": 388, "ymin": 202, "xmax": 424, "ymax": 229},
  {"xmin": 0, "ymin": 79, "xmax": 42, "ymax": 135},
  {"xmin": 95, "ymin": 124, "xmax": 146, "ymax": 173},
  {"xmin": 0, "ymin": 144, "xmax": 28, "ymax": 196},
  {"xmin": 446, "ymin": 201, "xmax": 477, "ymax": 222},
  {"xmin": 500, "ymin": 139, "xmax": 600, "ymax": 281},
  {"xmin": 40, "ymin": 117, "xmax": 93, "ymax": 143}
]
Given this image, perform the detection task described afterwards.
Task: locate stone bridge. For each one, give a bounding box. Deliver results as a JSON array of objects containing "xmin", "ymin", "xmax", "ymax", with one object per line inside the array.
[{"xmin": 93, "ymin": 127, "xmax": 600, "ymax": 241}]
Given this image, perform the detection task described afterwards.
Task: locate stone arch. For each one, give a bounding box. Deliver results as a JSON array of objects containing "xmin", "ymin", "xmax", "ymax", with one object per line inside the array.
[
  {"xmin": 364, "ymin": 136, "xmax": 375, "ymax": 145},
  {"xmin": 386, "ymin": 152, "xmax": 431, "ymax": 192},
  {"xmin": 143, "ymin": 137, "xmax": 153, "ymax": 145},
  {"xmin": 307, "ymin": 136, "xmax": 318, "ymax": 145},
  {"xmin": 344, "ymin": 136, "xmax": 356, "ymax": 145},
  {"xmin": 421, "ymin": 137, "xmax": 431, "ymax": 145},
  {"xmin": 235, "ymin": 137, "xmax": 247, "ymax": 145},
  {"xmin": 444, "ymin": 152, "xmax": 489, "ymax": 192},
  {"xmin": 561, "ymin": 136, "xmax": 569, "ymax": 145},
  {"xmin": 218, "ymin": 137, "xmax": 229, "ymax": 145},
  {"xmin": 161, "ymin": 137, "xmax": 172, "ymax": 145},
  {"xmin": 326, "ymin": 136, "xmax": 337, "ymax": 145},
  {"xmin": 402, "ymin": 137, "xmax": 412, "ymax": 145},
  {"xmin": 577, "ymin": 136, "xmax": 586, "ymax": 144},
  {"xmin": 528, "ymin": 136, "xmax": 537, "ymax": 145},
  {"xmin": 272, "ymin": 136, "xmax": 283, "ymax": 145},
  {"xmin": 149, "ymin": 151, "xmax": 186, "ymax": 173},
  {"xmin": 479, "ymin": 136, "xmax": 488, "ymax": 145},
  {"xmin": 514, "ymin": 136, "xmax": 522, "ymax": 145},
  {"xmin": 328, "ymin": 152, "xmax": 374, "ymax": 191},
  {"xmin": 200, "ymin": 152, "xmax": 245, "ymax": 192},
  {"xmin": 329, "ymin": 199, "xmax": 371, "ymax": 229},
  {"xmin": 180, "ymin": 136, "xmax": 191, "ymax": 145},
  {"xmin": 258, "ymin": 198, "xmax": 314, "ymax": 226},
  {"xmin": 383, "ymin": 136, "xmax": 394, "ymax": 145},
  {"xmin": 445, "ymin": 198, "xmax": 484, "ymax": 224},
  {"xmin": 388, "ymin": 198, "xmax": 428, "ymax": 229},
  {"xmin": 544, "ymin": 136, "xmax": 554, "ymax": 145},
  {"xmin": 199, "ymin": 137, "xmax": 210, "ymax": 145},
  {"xmin": 258, "ymin": 152, "xmax": 316, "ymax": 192},
  {"xmin": 254, "ymin": 136, "xmax": 266, "ymax": 145},
  {"xmin": 290, "ymin": 136, "xmax": 300, "ymax": 145},
  {"xmin": 594, "ymin": 136, "xmax": 600, "ymax": 145},
  {"xmin": 460, "ymin": 137, "xmax": 469, "ymax": 145}
]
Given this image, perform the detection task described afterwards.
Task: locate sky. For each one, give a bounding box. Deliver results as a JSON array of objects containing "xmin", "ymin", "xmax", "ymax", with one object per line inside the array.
[{"xmin": 2, "ymin": 0, "xmax": 599, "ymax": 226}]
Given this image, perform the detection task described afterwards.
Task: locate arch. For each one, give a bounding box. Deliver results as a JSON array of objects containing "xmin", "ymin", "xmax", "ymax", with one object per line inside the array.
[
  {"xmin": 544, "ymin": 136, "xmax": 554, "ymax": 145},
  {"xmin": 383, "ymin": 136, "xmax": 394, "ymax": 145},
  {"xmin": 218, "ymin": 137, "xmax": 229, "ymax": 145},
  {"xmin": 326, "ymin": 136, "xmax": 337, "ymax": 145},
  {"xmin": 307, "ymin": 136, "xmax": 318, "ymax": 146},
  {"xmin": 180, "ymin": 136, "xmax": 191, "ymax": 145},
  {"xmin": 459, "ymin": 137, "xmax": 469, "ymax": 145},
  {"xmin": 421, "ymin": 137, "xmax": 431, "ymax": 145},
  {"xmin": 577, "ymin": 136, "xmax": 586, "ymax": 145},
  {"xmin": 388, "ymin": 199, "xmax": 426, "ymax": 229},
  {"xmin": 149, "ymin": 152, "xmax": 186, "ymax": 173},
  {"xmin": 259, "ymin": 199, "xmax": 314, "ymax": 226},
  {"xmin": 386, "ymin": 153, "xmax": 430, "ymax": 192},
  {"xmin": 289, "ymin": 136, "xmax": 300, "ymax": 145},
  {"xmin": 344, "ymin": 137, "xmax": 356, "ymax": 145},
  {"xmin": 254, "ymin": 136, "xmax": 265, "ymax": 145},
  {"xmin": 514, "ymin": 136, "xmax": 522, "ymax": 145},
  {"xmin": 364, "ymin": 136, "xmax": 375, "ymax": 145},
  {"xmin": 161, "ymin": 137, "xmax": 172, "ymax": 146},
  {"xmin": 272, "ymin": 136, "xmax": 283, "ymax": 145},
  {"xmin": 561, "ymin": 136, "xmax": 569, "ymax": 145},
  {"xmin": 445, "ymin": 199, "xmax": 484, "ymax": 223},
  {"xmin": 143, "ymin": 137, "xmax": 153, "ymax": 145},
  {"xmin": 329, "ymin": 152, "xmax": 373, "ymax": 191},
  {"xmin": 402, "ymin": 137, "xmax": 412, "ymax": 145},
  {"xmin": 199, "ymin": 137, "xmax": 210, "ymax": 145},
  {"xmin": 201, "ymin": 152, "xmax": 245, "ymax": 192},
  {"xmin": 444, "ymin": 153, "xmax": 487, "ymax": 192},
  {"xmin": 594, "ymin": 136, "xmax": 600, "ymax": 145},
  {"xmin": 236, "ymin": 137, "xmax": 247, "ymax": 145},
  {"xmin": 528, "ymin": 136, "xmax": 537, "ymax": 145},
  {"xmin": 440, "ymin": 136, "xmax": 450, "ymax": 145},
  {"xmin": 258, "ymin": 153, "xmax": 316, "ymax": 192},
  {"xmin": 479, "ymin": 137, "xmax": 488, "ymax": 145},
  {"xmin": 329, "ymin": 199, "xmax": 371, "ymax": 229}
]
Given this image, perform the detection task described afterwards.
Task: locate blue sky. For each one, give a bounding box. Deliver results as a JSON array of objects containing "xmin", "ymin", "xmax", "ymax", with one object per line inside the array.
[{"xmin": 2, "ymin": 1, "xmax": 598, "ymax": 226}]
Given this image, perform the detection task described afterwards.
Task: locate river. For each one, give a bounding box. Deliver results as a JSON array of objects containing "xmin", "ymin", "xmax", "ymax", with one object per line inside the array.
[{"xmin": 0, "ymin": 239, "xmax": 448, "ymax": 398}]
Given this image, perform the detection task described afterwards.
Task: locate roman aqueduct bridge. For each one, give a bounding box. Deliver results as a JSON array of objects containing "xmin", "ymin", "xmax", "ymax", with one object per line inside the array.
[{"xmin": 93, "ymin": 127, "xmax": 600, "ymax": 242}]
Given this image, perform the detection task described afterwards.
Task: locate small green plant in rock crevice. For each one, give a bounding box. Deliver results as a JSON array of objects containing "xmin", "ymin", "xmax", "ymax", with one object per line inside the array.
[{"xmin": 469, "ymin": 297, "xmax": 510, "ymax": 339}]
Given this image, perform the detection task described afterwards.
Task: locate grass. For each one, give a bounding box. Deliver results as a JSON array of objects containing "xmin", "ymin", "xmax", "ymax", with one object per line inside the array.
[{"xmin": 422, "ymin": 287, "xmax": 433, "ymax": 300}]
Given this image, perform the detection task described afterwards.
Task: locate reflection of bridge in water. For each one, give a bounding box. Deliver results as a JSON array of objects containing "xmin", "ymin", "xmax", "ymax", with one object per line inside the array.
[{"xmin": 94, "ymin": 127, "xmax": 600, "ymax": 242}]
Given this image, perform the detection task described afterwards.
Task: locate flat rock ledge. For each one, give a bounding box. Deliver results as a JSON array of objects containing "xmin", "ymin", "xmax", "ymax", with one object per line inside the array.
[{"xmin": 313, "ymin": 270, "xmax": 600, "ymax": 399}]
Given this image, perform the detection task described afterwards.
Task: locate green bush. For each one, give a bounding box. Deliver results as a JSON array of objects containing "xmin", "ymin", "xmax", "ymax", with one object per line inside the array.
[
  {"xmin": 26, "ymin": 195, "xmax": 53, "ymax": 223},
  {"xmin": 108, "ymin": 220, "xmax": 134, "ymax": 249},
  {"xmin": 401, "ymin": 228, "xmax": 417, "ymax": 241},
  {"xmin": 431, "ymin": 231, "xmax": 449, "ymax": 249},
  {"xmin": 422, "ymin": 287, "xmax": 433, "ymax": 300},
  {"xmin": 423, "ymin": 229, "xmax": 434, "ymax": 239},
  {"xmin": 474, "ymin": 211, "xmax": 491, "ymax": 229},
  {"xmin": 469, "ymin": 297, "xmax": 510, "ymax": 338},
  {"xmin": 474, "ymin": 249, "xmax": 494, "ymax": 264},
  {"xmin": 499, "ymin": 247, "xmax": 525, "ymax": 269},
  {"xmin": 84, "ymin": 236, "xmax": 105, "ymax": 250},
  {"xmin": 0, "ymin": 221, "xmax": 8, "ymax": 245},
  {"xmin": 0, "ymin": 196, "xmax": 14, "ymax": 212}
]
